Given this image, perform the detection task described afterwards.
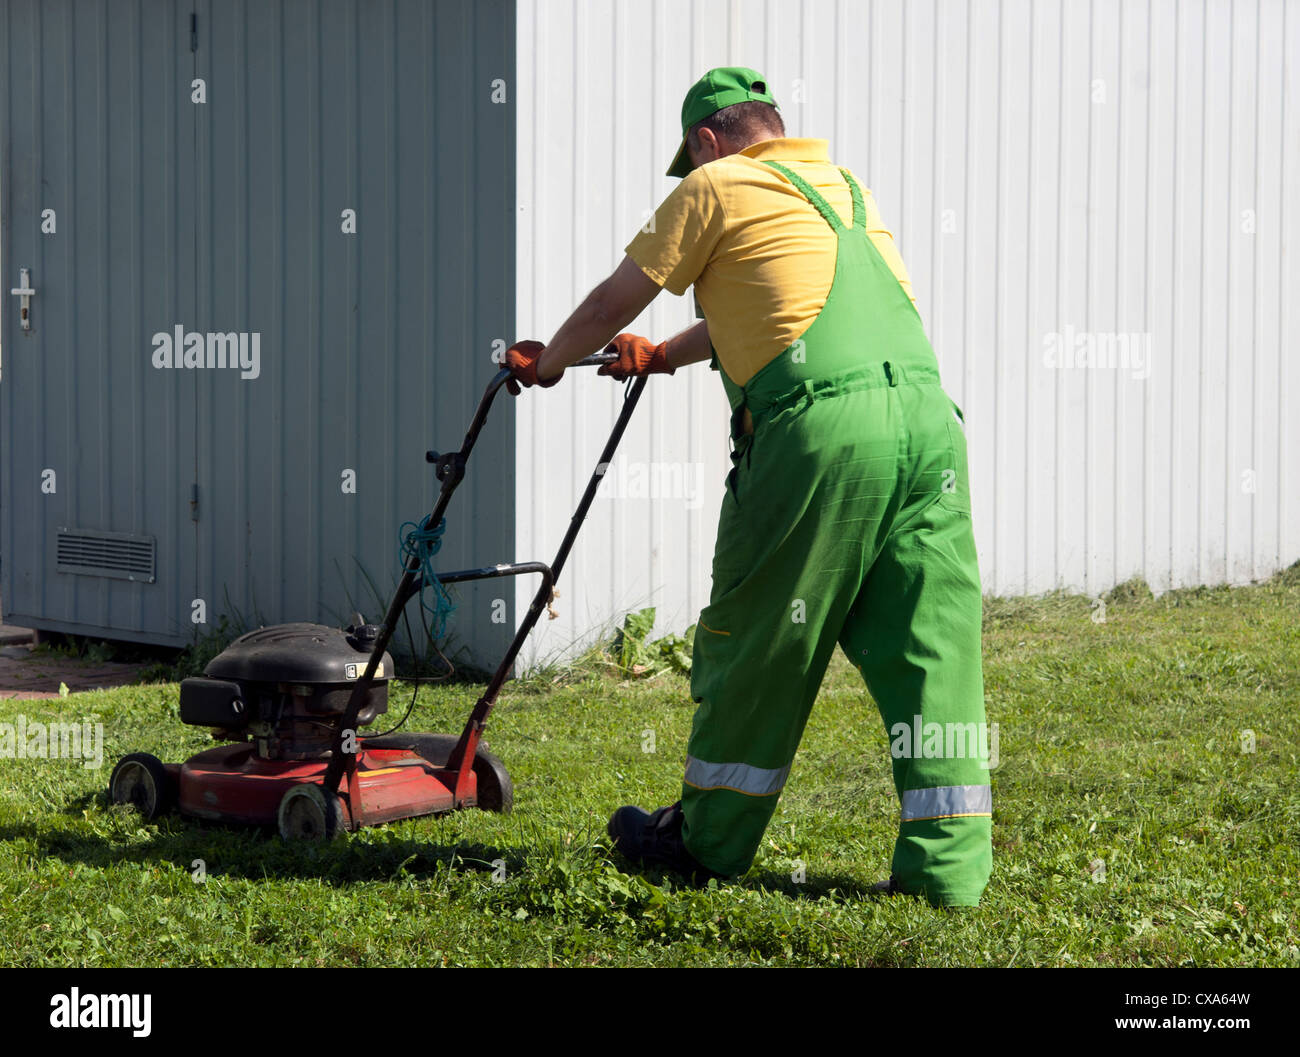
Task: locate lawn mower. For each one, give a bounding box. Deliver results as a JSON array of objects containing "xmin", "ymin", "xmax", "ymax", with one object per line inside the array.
[{"xmin": 109, "ymin": 354, "xmax": 647, "ymax": 839}]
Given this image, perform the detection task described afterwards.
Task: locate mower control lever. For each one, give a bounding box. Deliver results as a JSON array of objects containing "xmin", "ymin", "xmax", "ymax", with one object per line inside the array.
[{"xmin": 425, "ymin": 450, "xmax": 467, "ymax": 485}]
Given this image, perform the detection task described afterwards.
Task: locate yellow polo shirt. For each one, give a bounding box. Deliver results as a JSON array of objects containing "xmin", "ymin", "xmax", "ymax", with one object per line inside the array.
[{"xmin": 625, "ymin": 138, "xmax": 916, "ymax": 387}]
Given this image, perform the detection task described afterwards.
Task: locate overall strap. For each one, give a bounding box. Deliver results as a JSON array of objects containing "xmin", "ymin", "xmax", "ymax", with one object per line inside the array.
[
  {"xmin": 762, "ymin": 160, "xmax": 866, "ymax": 233},
  {"xmin": 838, "ymin": 168, "xmax": 867, "ymax": 232}
]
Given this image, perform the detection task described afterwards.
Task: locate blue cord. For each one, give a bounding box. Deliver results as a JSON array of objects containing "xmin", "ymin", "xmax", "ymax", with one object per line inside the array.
[{"xmin": 398, "ymin": 514, "xmax": 456, "ymax": 642}]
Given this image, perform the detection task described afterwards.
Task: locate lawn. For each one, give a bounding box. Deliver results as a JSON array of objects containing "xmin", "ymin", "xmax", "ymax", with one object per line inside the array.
[{"xmin": 0, "ymin": 566, "xmax": 1297, "ymax": 967}]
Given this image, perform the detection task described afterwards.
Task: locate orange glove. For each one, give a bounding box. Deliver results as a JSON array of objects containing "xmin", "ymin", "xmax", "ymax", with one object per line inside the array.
[
  {"xmin": 597, "ymin": 333, "xmax": 675, "ymax": 380},
  {"xmin": 505, "ymin": 340, "xmax": 562, "ymax": 395}
]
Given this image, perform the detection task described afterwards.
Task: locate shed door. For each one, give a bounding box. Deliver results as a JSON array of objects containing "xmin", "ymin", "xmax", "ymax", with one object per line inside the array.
[{"xmin": 1, "ymin": 0, "xmax": 199, "ymax": 644}]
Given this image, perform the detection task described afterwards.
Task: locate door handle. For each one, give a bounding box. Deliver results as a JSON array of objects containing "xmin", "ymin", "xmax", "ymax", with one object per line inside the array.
[{"xmin": 10, "ymin": 267, "xmax": 35, "ymax": 332}]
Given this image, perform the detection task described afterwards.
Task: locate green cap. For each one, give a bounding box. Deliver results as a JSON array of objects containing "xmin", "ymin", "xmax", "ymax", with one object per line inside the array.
[{"xmin": 666, "ymin": 66, "xmax": 779, "ymax": 178}]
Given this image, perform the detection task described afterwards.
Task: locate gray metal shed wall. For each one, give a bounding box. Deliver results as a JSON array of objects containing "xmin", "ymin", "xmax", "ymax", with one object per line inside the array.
[{"xmin": 1, "ymin": 0, "xmax": 517, "ymax": 667}]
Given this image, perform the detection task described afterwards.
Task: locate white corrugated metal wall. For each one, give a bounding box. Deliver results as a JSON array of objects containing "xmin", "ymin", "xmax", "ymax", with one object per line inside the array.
[{"xmin": 515, "ymin": 0, "xmax": 1299, "ymax": 665}]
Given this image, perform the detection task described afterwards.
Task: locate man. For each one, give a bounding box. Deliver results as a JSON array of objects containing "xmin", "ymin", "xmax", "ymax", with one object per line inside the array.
[{"xmin": 506, "ymin": 67, "xmax": 992, "ymax": 907}]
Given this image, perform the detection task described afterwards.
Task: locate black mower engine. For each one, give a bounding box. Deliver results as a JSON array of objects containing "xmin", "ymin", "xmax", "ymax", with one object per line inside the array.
[{"xmin": 178, "ymin": 622, "xmax": 395, "ymax": 760}]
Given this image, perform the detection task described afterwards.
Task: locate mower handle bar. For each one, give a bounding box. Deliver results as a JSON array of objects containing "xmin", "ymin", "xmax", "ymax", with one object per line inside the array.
[
  {"xmin": 479, "ymin": 349, "xmax": 618, "ymax": 399},
  {"xmin": 323, "ymin": 350, "xmax": 641, "ymax": 799}
]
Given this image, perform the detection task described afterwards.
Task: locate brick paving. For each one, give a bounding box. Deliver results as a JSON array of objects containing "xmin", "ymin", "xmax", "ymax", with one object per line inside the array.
[{"xmin": 0, "ymin": 622, "xmax": 151, "ymax": 701}]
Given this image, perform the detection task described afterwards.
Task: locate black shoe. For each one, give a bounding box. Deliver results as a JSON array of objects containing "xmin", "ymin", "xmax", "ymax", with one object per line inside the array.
[{"xmin": 606, "ymin": 801, "xmax": 726, "ymax": 883}]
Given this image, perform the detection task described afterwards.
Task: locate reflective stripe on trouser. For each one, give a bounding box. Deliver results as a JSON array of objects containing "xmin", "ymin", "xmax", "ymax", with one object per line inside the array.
[
  {"xmin": 684, "ymin": 756, "xmax": 791, "ymax": 797},
  {"xmin": 681, "ymin": 374, "xmax": 992, "ymax": 906},
  {"xmin": 901, "ymin": 785, "xmax": 993, "ymax": 822}
]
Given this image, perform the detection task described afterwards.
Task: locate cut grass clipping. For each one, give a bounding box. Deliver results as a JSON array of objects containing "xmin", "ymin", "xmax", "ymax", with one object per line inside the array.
[{"xmin": 0, "ymin": 566, "xmax": 1297, "ymax": 966}]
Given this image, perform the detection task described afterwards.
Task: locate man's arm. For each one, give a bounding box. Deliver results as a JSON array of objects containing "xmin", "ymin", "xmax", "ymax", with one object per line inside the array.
[
  {"xmin": 537, "ymin": 256, "xmax": 662, "ymax": 380},
  {"xmin": 663, "ymin": 319, "xmax": 713, "ymax": 370}
]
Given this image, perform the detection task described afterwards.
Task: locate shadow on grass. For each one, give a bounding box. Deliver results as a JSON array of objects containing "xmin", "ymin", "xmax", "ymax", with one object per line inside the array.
[
  {"xmin": 591, "ymin": 856, "xmax": 887, "ymax": 902},
  {"xmin": 33, "ymin": 792, "xmax": 891, "ymax": 906},
  {"xmin": 12, "ymin": 794, "xmax": 525, "ymax": 887},
  {"xmin": 738, "ymin": 867, "xmax": 887, "ymax": 902}
]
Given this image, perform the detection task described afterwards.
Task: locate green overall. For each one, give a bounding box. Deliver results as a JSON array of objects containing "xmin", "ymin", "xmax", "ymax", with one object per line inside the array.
[{"xmin": 682, "ymin": 162, "xmax": 993, "ymax": 906}]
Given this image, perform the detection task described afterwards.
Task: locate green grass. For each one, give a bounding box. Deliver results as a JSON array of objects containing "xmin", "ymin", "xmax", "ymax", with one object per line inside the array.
[{"xmin": 1, "ymin": 565, "xmax": 1297, "ymax": 967}]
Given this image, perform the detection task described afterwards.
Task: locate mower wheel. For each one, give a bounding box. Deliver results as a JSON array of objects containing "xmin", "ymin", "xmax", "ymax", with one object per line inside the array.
[
  {"xmin": 469, "ymin": 747, "xmax": 513, "ymax": 814},
  {"xmin": 364, "ymin": 733, "xmax": 514, "ymax": 814},
  {"xmin": 108, "ymin": 753, "xmax": 175, "ymax": 821},
  {"xmin": 277, "ymin": 783, "xmax": 348, "ymax": 841}
]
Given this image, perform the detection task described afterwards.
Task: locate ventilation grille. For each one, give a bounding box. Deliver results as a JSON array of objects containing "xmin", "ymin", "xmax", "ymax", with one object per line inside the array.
[{"xmin": 56, "ymin": 528, "xmax": 156, "ymax": 583}]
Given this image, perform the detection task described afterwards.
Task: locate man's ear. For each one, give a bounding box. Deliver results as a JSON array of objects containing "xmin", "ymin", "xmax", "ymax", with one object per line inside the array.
[{"xmin": 693, "ymin": 126, "xmax": 719, "ymax": 161}]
